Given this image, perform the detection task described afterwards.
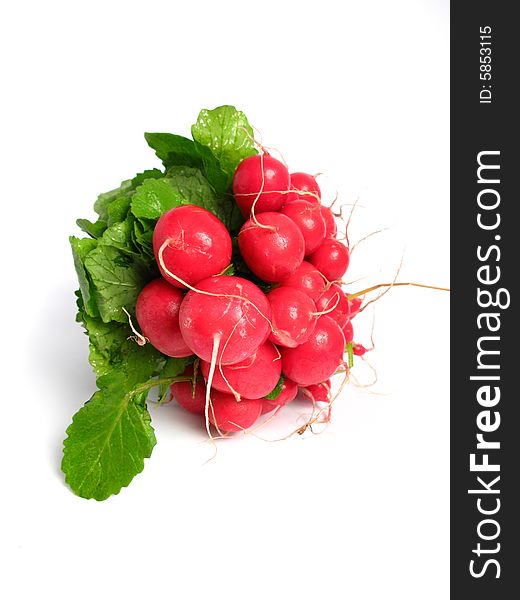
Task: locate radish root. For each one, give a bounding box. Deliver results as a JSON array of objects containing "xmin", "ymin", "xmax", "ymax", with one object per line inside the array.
[
  {"xmin": 157, "ymin": 240, "xmax": 274, "ymax": 333},
  {"xmin": 122, "ymin": 307, "xmax": 148, "ymax": 346}
]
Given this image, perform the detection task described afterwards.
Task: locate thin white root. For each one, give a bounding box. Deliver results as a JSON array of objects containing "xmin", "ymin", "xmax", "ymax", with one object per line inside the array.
[
  {"xmin": 157, "ymin": 241, "xmax": 274, "ymax": 332},
  {"xmin": 217, "ymin": 319, "xmax": 244, "ymax": 402},
  {"xmin": 350, "ymin": 228, "xmax": 389, "ymax": 255},
  {"xmin": 122, "ymin": 307, "xmax": 148, "ymax": 346},
  {"xmin": 311, "ymin": 291, "xmax": 341, "ymax": 317},
  {"xmin": 205, "ymin": 334, "xmax": 224, "ymax": 444},
  {"xmin": 250, "ymin": 152, "xmax": 273, "ymax": 230}
]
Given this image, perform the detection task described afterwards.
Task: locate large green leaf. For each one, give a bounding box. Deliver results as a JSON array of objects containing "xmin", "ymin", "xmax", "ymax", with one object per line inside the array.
[
  {"xmin": 79, "ymin": 311, "xmax": 163, "ymax": 378},
  {"xmin": 70, "ymin": 236, "xmax": 99, "ymax": 318},
  {"xmin": 62, "ymin": 375, "xmax": 156, "ymax": 501},
  {"xmin": 144, "ymin": 132, "xmax": 201, "ymax": 170},
  {"xmin": 84, "ymin": 244, "xmax": 149, "ymax": 323},
  {"xmin": 191, "ymin": 105, "xmax": 257, "ymax": 184},
  {"xmin": 130, "ymin": 167, "xmax": 235, "ymax": 227}
]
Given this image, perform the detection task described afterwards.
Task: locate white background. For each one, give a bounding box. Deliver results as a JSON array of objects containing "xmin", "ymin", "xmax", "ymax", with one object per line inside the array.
[{"xmin": 1, "ymin": 1, "xmax": 449, "ymax": 599}]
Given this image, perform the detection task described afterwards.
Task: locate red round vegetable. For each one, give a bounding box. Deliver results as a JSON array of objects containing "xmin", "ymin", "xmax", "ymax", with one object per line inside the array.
[
  {"xmin": 208, "ymin": 391, "xmax": 263, "ymax": 433},
  {"xmin": 320, "ymin": 206, "xmax": 337, "ymax": 237},
  {"xmin": 286, "ymin": 172, "xmax": 321, "ymax": 205},
  {"xmin": 170, "ymin": 366, "xmax": 206, "ymax": 415},
  {"xmin": 301, "ymin": 380, "xmax": 331, "ymax": 404},
  {"xmin": 280, "ymin": 316, "xmax": 345, "ymax": 386},
  {"xmin": 315, "ymin": 284, "xmax": 350, "ymax": 328},
  {"xmin": 153, "ymin": 205, "xmax": 232, "ymax": 288},
  {"xmin": 267, "ymin": 286, "xmax": 317, "ymax": 348},
  {"xmin": 233, "ymin": 154, "xmax": 290, "ymax": 217},
  {"xmin": 353, "ymin": 343, "xmax": 368, "ymax": 356},
  {"xmin": 178, "ymin": 275, "xmax": 271, "ymax": 365},
  {"xmin": 279, "ymin": 260, "xmax": 326, "ymax": 302},
  {"xmin": 280, "ymin": 200, "xmax": 326, "ymax": 255},
  {"xmin": 308, "ymin": 238, "xmax": 350, "ymax": 281},
  {"xmin": 342, "ymin": 320, "xmax": 354, "ymax": 343},
  {"xmin": 135, "ymin": 278, "xmax": 192, "ymax": 357},
  {"xmin": 348, "ymin": 296, "xmax": 362, "ymax": 318},
  {"xmin": 262, "ymin": 377, "xmax": 298, "ymax": 414},
  {"xmin": 200, "ymin": 341, "xmax": 281, "ymax": 399},
  {"xmin": 238, "ymin": 212, "xmax": 305, "ymax": 282}
]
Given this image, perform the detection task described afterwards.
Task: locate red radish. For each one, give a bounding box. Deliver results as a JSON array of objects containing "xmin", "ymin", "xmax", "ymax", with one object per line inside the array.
[
  {"xmin": 308, "ymin": 238, "xmax": 350, "ymax": 281},
  {"xmin": 279, "ymin": 260, "xmax": 326, "ymax": 302},
  {"xmin": 262, "ymin": 377, "xmax": 298, "ymax": 414},
  {"xmin": 170, "ymin": 366, "xmax": 206, "ymax": 415},
  {"xmin": 233, "ymin": 154, "xmax": 290, "ymax": 217},
  {"xmin": 267, "ymin": 286, "xmax": 317, "ymax": 348},
  {"xmin": 280, "ymin": 200, "xmax": 326, "ymax": 255},
  {"xmin": 286, "ymin": 172, "xmax": 321, "ymax": 205},
  {"xmin": 320, "ymin": 206, "xmax": 337, "ymax": 237},
  {"xmin": 353, "ymin": 343, "xmax": 368, "ymax": 356},
  {"xmin": 178, "ymin": 275, "xmax": 271, "ymax": 365},
  {"xmin": 208, "ymin": 391, "xmax": 263, "ymax": 433},
  {"xmin": 348, "ymin": 296, "xmax": 362, "ymax": 318},
  {"xmin": 301, "ymin": 380, "xmax": 331, "ymax": 404},
  {"xmin": 200, "ymin": 341, "xmax": 281, "ymax": 399},
  {"xmin": 342, "ymin": 320, "xmax": 354, "ymax": 344},
  {"xmin": 153, "ymin": 205, "xmax": 232, "ymax": 289},
  {"xmin": 280, "ymin": 316, "xmax": 345, "ymax": 386},
  {"xmin": 315, "ymin": 284, "xmax": 350, "ymax": 328},
  {"xmin": 135, "ymin": 278, "xmax": 192, "ymax": 357},
  {"xmin": 238, "ymin": 212, "xmax": 305, "ymax": 282}
]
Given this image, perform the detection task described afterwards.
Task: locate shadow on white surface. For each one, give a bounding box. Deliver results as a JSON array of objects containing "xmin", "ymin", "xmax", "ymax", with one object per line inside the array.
[{"xmin": 30, "ymin": 282, "xmax": 95, "ymax": 482}]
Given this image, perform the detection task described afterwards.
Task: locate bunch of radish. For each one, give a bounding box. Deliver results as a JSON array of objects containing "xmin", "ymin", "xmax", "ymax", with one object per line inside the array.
[
  {"xmin": 135, "ymin": 153, "xmax": 361, "ymax": 435},
  {"xmin": 64, "ymin": 105, "xmax": 449, "ymax": 501}
]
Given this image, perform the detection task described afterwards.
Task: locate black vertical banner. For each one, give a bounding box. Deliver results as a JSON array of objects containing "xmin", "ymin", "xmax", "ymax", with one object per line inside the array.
[{"xmin": 451, "ymin": 2, "xmax": 518, "ymax": 598}]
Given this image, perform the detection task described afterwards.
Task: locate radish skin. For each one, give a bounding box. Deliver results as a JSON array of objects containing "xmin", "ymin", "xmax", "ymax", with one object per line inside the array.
[
  {"xmin": 233, "ymin": 154, "xmax": 290, "ymax": 217},
  {"xmin": 135, "ymin": 278, "xmax": 192, "ymax": 357},
  {"xmin": 208, "ymin": 391, "xmax": 263, "ymax": 433},
  {"xmin": 279, "ymin": 260, "xmax": 326, "ymax": 302},
  {"xmin": 153, "ymin": 205, "xmax": 232, "ymax": 288},
  {"xmin": 267, "ymin": 286, "xmax": 317, "ymax": 348},
  {"xmin": 178, "ymin": 276, "xmax": 271, "ymax": 365},
  {"xmin": 238, "ymin": 212, "xmax": 305, "ymax": 283},
  {"xmin": 261, "ymin": 378, "xmax": 298, "ymax": 414},
  {"xmin": 280, "ymin": 316, "xmax": 345, "ymax": 386},
  {"xmin": 308, "ymin": 238, "xmax": 350, "ymax": 281},
  {"xmin": 171, "ymin": 367, "xmax": 206, "ymax": 414},
  {"xmin": 200, "ymin": 341, "xmax": 281, "ymax": 399}
]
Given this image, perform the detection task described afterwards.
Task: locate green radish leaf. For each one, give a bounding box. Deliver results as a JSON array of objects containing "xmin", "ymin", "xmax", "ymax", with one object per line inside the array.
[
  {"xmin": 131, "ymin": 168, "xmax": 163, "ymax": 188},
  {"xmin": 164, "ymin": 166, "xmax": 218, "ymax": 207},
  {"xmin": 62, "ymin": 375, "xmax": 156, "ymax": 501},
  {"xmin": 130, "ymin": 178, "xmax": 181, "ymax": 220},
  {"xmin": 132, "ymin": 218, "xmax": 155, "ymax": 258},
  {"xmin": 84, "ymin": 244, "xmax": 150, "ymax": 323},
  {"xmin": 106, "ymin": 194, "xmax": 132, "ymax": 226},
  {"xmin": 70, "ymin": 236, "xmax": 99, "ymax": 318},
  {"xmin": 193, "ymin": 140, "xmax": 229, "ymax": 195},
  {"xmin": 76, "ymin": 218, "xmax": 107, "ymax": 239},
  {"xmin": 99, "ymin": 220, "xmax": 139, "ymax": 255},
  {"xmin": 191, "ymin": 105, "xmax": 257, "ymax": 186},
  {"xmin": 94, "ymin": 180, "xmax": 133, "ymax": 220},
  {"xmin": 157, "ymin": 356, "xmax": 194, "ymax": 400},
  {"xmin": 144, "ymin": 133, "xmax": 202, "ymax": 170},
  {"xmin": 130, "ymin": 167, "xmax": 233, "ymax": 227},
  {"xmin": 264, "ymin": 375, "xmax": 285, "ymax": 401},
  {"xmin": 93, "ymin": 172, "xmax": 161, "ymax": 225},
  {"xmin": 78, "ymin": 310, "xmax": 164, "ymax": 378},
  {"xmin": 158, "ymin": 356, "xmax": 194, "ymax": 379}
]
